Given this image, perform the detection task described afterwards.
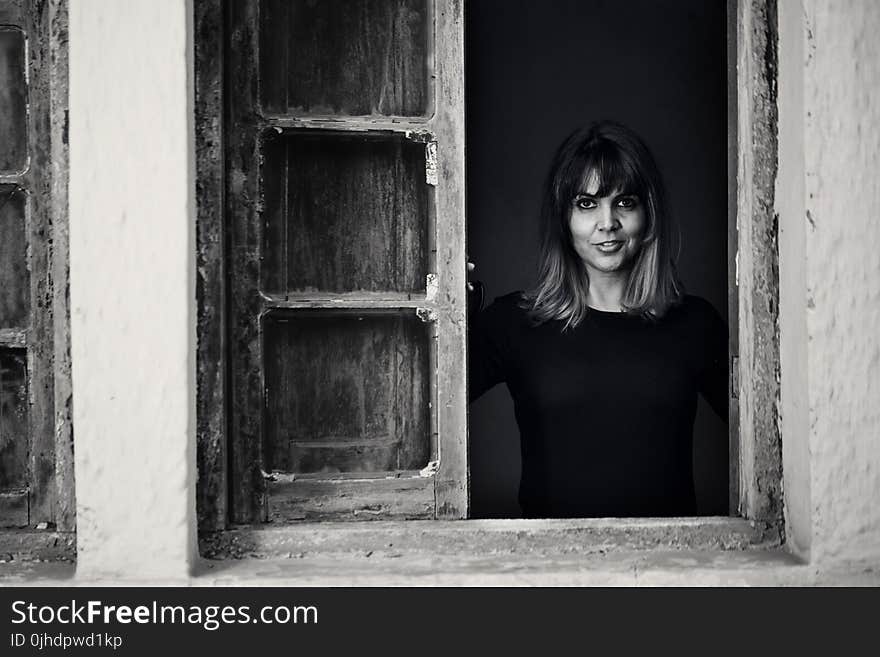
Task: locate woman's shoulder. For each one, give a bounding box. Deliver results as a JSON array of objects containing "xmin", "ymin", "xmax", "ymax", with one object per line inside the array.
[
  {"xmin": 483, "ymin": 290, "xmax": 530, "ymax": 316},
  {"xmin": 488, "ymin": 290, "xmax": 528, "ymax": 309},
  {"xmin": 476, "ymin": 290, "xmax": 531, "ymax": 327},
  {"xmin": 668, "ymin": 294, "xmax": 727, "ymax": 333},
  {"xmin": 676, "ymin": 294, "xmax": 722, "ymax": 316}
]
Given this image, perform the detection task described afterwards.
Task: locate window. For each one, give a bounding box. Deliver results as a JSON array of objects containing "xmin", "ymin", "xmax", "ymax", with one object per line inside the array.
[
  {"xmin": 197, "ymin": 0, "xmax": 466, "ymax": 528},
  {"xmin": 465, "ymin": 0, "xmax": 734, "ymax": 518},
  {"xmin": 196, "ymin": 0, "xmax": 781, "ymax": 545},
  {"xmin": 0, "ymin": 0, "xmax": 72, "ymax": 533}
]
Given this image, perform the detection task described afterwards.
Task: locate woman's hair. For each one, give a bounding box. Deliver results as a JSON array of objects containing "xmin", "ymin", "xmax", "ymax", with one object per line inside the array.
[{"xmin": 522, "ymin": 120, "xmax": 683, "ymax": 329}]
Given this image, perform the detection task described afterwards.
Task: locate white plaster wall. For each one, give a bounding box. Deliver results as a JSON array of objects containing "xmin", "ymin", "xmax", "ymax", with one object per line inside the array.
[
  {"xmin": 68, "ymin": 0, "xmax": 196, "ymax": 580},
  {"xmin": 798, "ymin": 0, "xmax": 880, "ymax": 564},
  {"xmin": 777, "ymin": 0, "xmax": 812, "ymax": 561},
  {"xmin": 59, "ymin": 0, "xmax": 880, "ymax": 584}
]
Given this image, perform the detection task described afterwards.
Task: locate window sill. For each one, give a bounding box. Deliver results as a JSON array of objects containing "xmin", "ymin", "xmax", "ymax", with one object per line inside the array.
[
  {"xmin": 0, "ymin": 530, "xmax": 76, "ymax": 582},
  {"xmin": 190, "ymin": 519, "xmax": 880, "ymax": 585},
  {"xmin": 3, "ymin": 520, "xmax": 879, "ymax": 585},
  {"xmin": 189, "ymin": 516, "xmax": 824, "ymax": 585},
  {"xmin": 200, "ymin": 516, "xmax": 780, "ymax": 559}
]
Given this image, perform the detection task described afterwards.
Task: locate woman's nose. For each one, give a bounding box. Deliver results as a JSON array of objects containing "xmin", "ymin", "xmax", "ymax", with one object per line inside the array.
[{"xmin": 597, "ymin": 204, "xmax": 620, "ymax": 231}]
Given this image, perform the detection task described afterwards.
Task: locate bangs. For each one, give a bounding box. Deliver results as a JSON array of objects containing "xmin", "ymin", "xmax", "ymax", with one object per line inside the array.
[
  {"xmin": 527, "ymin": 120, "xmax": 682, "ymax": 328},
  {"xmin": 562, "ymin": 140, "xmax": 646, "ymax": 201}
]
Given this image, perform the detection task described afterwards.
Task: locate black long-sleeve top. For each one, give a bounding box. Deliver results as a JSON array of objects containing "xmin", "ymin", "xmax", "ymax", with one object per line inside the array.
[{"xmin": 469, "ymin": 292, "xmax": 729, "ymax": 518}]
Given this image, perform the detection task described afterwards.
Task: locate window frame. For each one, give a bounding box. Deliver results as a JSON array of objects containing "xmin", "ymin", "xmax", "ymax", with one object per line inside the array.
[
  {"xmin": 0, "ymin": 0, "xmax": 73, "ymax": 536},
  {"xmin": 195, "ymin": 0, "xmax": 783, "ymax": 548},
  {"xmin": 196, "ymin": 0, "xmax": 467, "ymax": 529},
  {"xmin": 732, "ymin": 0, "xmax": 783, "ymax": 526}
]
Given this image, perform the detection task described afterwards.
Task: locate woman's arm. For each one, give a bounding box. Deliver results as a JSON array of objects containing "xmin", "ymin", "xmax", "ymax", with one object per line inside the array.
[
  {"xmin": 467, "ymin": 275, "xmax": 511, "ymax": 403},
  {"xmin": 696, "ymin": 300, "xmax": 731, "ymax": 423}
]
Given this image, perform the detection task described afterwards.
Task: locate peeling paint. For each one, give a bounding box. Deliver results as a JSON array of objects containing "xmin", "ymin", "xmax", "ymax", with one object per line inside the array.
[
  {"xmin": 424, "ymin": 140, "xmax": 438, "ymax": 185},
  {"xmin": 415, "ymin": 307, "xmax": 436, "ymax": 323},
  {"xmin": 403, "ymin": 128, "xmax": 434, "ymax": 143},
  {"xmin": 425, "ymin": 272, "xmax": 438, "ymax": 300},
  {"xmin": 419, "ymin": 460, "xmax": 438, "ymax": 477}
]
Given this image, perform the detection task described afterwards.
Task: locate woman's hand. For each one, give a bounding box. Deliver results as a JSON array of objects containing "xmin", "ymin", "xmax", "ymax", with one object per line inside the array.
[{"xmin": 467, "ymin": 260, "xmax": 484, "ymax": 314}]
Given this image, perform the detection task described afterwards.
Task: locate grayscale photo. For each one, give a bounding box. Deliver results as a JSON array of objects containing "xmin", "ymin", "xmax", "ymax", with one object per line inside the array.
[{"xmin": 0, "ymin": 0, "xmax": 878, "ymax": 618}]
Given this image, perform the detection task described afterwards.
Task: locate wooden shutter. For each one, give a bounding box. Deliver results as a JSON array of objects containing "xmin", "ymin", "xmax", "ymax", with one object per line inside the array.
[
  {"xmin": 224, "ymin": 0, "xmax": 466, "ymax": 523},
  {"xmin": 0, "ymin": 0, "xmax": 70, "ymax": 530}
]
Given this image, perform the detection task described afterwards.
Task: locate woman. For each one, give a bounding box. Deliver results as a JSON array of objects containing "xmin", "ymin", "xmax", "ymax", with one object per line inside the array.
[{"xmin": 469, "ymin": 121, "xmax": 728, "ymax": 518}]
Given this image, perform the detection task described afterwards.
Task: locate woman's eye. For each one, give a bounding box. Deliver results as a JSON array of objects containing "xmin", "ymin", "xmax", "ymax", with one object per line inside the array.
[
  {"xmin": 616, "ymin": 196, "xmax": 638, "ymax": 209},
  {"xmin": 574, "ymin": 197, "xmax": 597, "ymax": 210}
]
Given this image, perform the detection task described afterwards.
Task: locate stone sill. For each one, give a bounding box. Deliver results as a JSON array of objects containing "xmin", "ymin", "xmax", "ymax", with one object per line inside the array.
[
  {"xmin": 4, "ymin": 550, "xmax": 879, "ymax": 586},
  {"xmin": 3, "ymin": 518, "xmax": 877, "ymax": 585},
  {"xmin": 200, "ymin": 516, "xmax": 779, "ymax": 559}
]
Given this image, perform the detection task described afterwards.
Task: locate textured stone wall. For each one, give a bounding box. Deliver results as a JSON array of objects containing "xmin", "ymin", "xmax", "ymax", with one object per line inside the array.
[
  {"xmin": 777, "ymin": 0, "xmax": 812, "ymax": 560},
  {"xmin": 780, "ymin": 0, "xmax": 880, "ymax": 565},
  {"xmin": 801, "ymin": 0, "xmax": 880, "ymax": 564}
]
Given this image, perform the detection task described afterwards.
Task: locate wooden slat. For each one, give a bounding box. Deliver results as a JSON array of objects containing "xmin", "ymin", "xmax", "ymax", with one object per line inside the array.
[
  {"xmin": 261, "ymin": 293, "xmax": 435, "ymax": 310},
  {"xmin": 261, "ymin": 131, "xmax": 430, "ymax": 294},
  {"xmin": 736, "ymin": 0, "xmax": 783, "ymax": 524},
  {"xmin": 25, "ymin": 0, "xmax": 59, "ymax": 527},
  {"xmin": 228, "ymin": 0, "xmax": 267, "ymax": 523},
  {"xmin": 0, "ymin": 27, "xmax": 27, "ymax": 172},
  {"xmin": 260, "ymin": 117, "xmax": 429, "ymax": 134},
  {"xmin": 0, "ymin": 328, "xmax": 26, "ymax": 347},
  {"xmin": 0, "ymin": 185, "xmax": 29, "ymax": 328},
  {"xmin": 260, "ymin": 0, "xmax": 430, "ymax": 117},
  {"xmin": 48, "ymin": 0, "xmax": 75, "ymax": 533},
  {"xmin": 263, "ymin": 311, "xmax": 430, "ymax": 474},
  {"xmin": 0, "ymin": 489, "xmax": 28, "ymax": 528},
  {"xmin": 195, "ymin": 0, "xmax": 227, "ymax": 531},
  {"xmin": 268, "ymin": 476, "xmax": 434, "ymax": 523},
  {"xmin": 431, "ymin": 0, "xmax": 468, "ymax": 518}
]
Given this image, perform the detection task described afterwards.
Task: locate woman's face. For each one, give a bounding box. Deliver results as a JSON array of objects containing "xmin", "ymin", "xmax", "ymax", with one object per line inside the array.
[{"xmin": 568, "ymin": 172, "xmax": 646, "ymax": 277}]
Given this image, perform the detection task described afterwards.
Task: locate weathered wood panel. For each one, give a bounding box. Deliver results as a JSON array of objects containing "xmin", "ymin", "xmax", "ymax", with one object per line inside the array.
[
  {"xmin": 221, "ymin": 0, "xmax": 464, "ymax": 525},
  {"xmin": 25, "ymin": 0, "xmax": 60, "ymax": 527},
  {"xmin": 736, "ymin": 0, "xmax": 782, "ymax": 526},
  {"xmin": 0, "ymin": 185, "xmax": 29, "ymax": 328},
  {"xmin": 195, "ymin": 0, "xmax": 227, "ymax": 531},
  {"xmin": 0, "ymin": 527, "xmax": 75, "ymax": 561},
  {"xmin": 263, "ymin": 311, "xmax": 429, "ymax": 474},
  {"xmin": 430, "ymin": 0, "xmax": 467, "ymax": 518},
  {"xmin": 227, "ymin": 0, "xmax": 265, "ymax": 523},
  {"xmin": 0, "ymin": 0, "xmax": 69, "ymax": 532},
  {"xmin": 0, "ymin": 349, "xmax": 28, "ymax": 492},
  {"xmin": 268, "ymin": 475, "xmax": 434, "ymax": 522},
  {"xmin": 262, "ymin": 132, "xmax": 429, "ymax": 294},
  {"xmin": 0, "ymin": 27, "xmax": 27, "ymax": 172},
  {"xmin": 0, "ymin": 489, "xmax": 28, "ymax": 527},
  {"xmin": 259, "ymin": 0, "xmax": 430, "ymax": 117},
  {"xmin": 0, "ymin": 0, "xmax": 23, "ymax": 25},
  {"xmin": 49, "ymin": 0, "xmax": 75, "ymax": 533}
]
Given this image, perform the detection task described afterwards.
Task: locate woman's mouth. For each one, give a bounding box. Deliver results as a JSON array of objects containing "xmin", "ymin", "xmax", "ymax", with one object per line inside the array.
[{"xmin": 594, "ymin": 240, "xmax": 624, "ymax": 253}]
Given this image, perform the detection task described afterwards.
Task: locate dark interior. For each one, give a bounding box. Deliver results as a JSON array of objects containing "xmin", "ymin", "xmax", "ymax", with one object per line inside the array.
[{"xmin": 465, "ymin": 0, "xmax": 730, "ymax": 517}]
